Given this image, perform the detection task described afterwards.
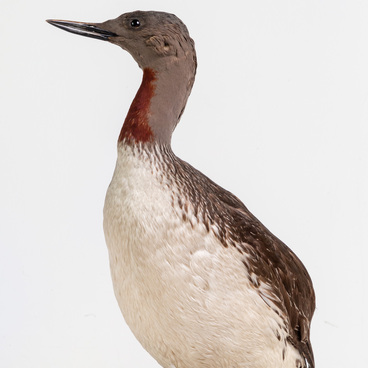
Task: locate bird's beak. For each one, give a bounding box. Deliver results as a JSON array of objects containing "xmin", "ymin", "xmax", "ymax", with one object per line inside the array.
[{"xmin": 46, "ymin": 19, "xmax": 117, "ymax": 41}]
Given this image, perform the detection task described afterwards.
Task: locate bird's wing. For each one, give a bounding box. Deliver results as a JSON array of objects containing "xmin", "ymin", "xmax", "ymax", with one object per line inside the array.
[
  {"xmin": 213, "ymin": 190, "xmax": 315, "ymax": 367},
  {"xmin": 172, "ymin": 156, "xmax": 315, "ymax": 367}
]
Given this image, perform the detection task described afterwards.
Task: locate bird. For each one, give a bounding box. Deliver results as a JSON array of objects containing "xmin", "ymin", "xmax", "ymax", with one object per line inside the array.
[{"xmin": 47, "ymin": 11, "xmax": 315, "ymax": 368}]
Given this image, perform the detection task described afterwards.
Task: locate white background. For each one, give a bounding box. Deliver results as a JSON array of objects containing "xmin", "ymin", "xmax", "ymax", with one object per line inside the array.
[{"xmin": 1, "ymin": 0, "xmax": 368, "ymax": 367}]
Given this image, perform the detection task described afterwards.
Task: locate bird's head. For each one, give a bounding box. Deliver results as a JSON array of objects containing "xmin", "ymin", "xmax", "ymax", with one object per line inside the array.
[{"xmin": 47, "ymin": 11, "xmax": 196, "ymax": 72}]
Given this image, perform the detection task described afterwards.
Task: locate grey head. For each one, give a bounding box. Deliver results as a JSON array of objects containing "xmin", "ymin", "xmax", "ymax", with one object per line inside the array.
[
  {"xmin": 48, "ymin": 11, "xmax": 196, "ymax": 70},
  {"xmin": 47, "ymin": 11, "xmax": 197, "ymax": 144}
]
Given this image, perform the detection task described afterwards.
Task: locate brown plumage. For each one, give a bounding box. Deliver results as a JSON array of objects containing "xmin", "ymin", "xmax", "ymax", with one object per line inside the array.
[{"xmin": 157, "ymin": 145, "xmax": 315, "ymax": 367}]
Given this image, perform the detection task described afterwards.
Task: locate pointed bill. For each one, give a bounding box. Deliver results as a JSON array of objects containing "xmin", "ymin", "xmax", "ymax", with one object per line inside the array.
[{"xmin": 46, "ymin": 19, "xmax": 117, "ymax": 41}]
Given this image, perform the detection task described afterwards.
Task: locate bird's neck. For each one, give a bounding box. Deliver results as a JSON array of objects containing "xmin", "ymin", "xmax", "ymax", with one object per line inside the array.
[
  {"xmin": 118, "ymin": 68, "xmax": 157, "ymax": 144},
  {"xmin": 119, "ymin": 60, "xmax": 196, "ymax": 146}
]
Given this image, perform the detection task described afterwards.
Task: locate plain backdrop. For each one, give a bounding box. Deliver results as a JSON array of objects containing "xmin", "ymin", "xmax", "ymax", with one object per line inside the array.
[{"xmin": 1, "ymin": 0, "xmax": 368, "ymax": 367}]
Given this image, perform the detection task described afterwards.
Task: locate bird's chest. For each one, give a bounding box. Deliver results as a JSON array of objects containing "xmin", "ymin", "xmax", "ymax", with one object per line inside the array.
[
  {"xmin": 103, "ymin": 147, "xmax": 181, "ymax": 297},
  {"xmin": 103, "ymin": 147, "xmax": 209, "ymax": 361},
  {"xmin": 102, "ymin": 147, "xmax": 239, "ymax": 367}
]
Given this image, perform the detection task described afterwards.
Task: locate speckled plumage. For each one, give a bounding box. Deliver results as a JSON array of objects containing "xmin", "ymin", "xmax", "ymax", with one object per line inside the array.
[
  {"xmin": 103, "ymin": 143, "xmax": 311, "ymax": 368},
  {"xmin": 48, "ymin": 10, "xmax": 315, "ymax": 368}
]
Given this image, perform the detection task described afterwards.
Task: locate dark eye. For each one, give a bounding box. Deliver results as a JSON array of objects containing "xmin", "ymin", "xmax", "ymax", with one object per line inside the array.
[{"xmin": 130, "ymin": 19, "xmax": 140, "ymax": 28}]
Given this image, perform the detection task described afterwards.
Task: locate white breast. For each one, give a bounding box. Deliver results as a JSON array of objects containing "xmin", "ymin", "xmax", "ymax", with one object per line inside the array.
[{"xmin": 103, "ymin": 144, "xmax": 303, "ymax": 368}]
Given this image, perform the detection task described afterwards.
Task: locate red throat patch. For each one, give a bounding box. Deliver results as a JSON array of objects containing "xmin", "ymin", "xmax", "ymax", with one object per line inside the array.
[{"xmin": 119, "ymin": 68, "xmax": 157, "ymax": 143}]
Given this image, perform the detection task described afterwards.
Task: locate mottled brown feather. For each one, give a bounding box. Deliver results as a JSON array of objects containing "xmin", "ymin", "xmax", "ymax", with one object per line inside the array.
[{"xmin": 154, "ymin": 145, "xmax": 315, "ymax": 368}]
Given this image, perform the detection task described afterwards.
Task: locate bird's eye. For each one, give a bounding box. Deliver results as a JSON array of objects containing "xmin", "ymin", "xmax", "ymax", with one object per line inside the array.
[{"xmin": 130, "ymin": 19, "xmax": 141, "ymax": 28}]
